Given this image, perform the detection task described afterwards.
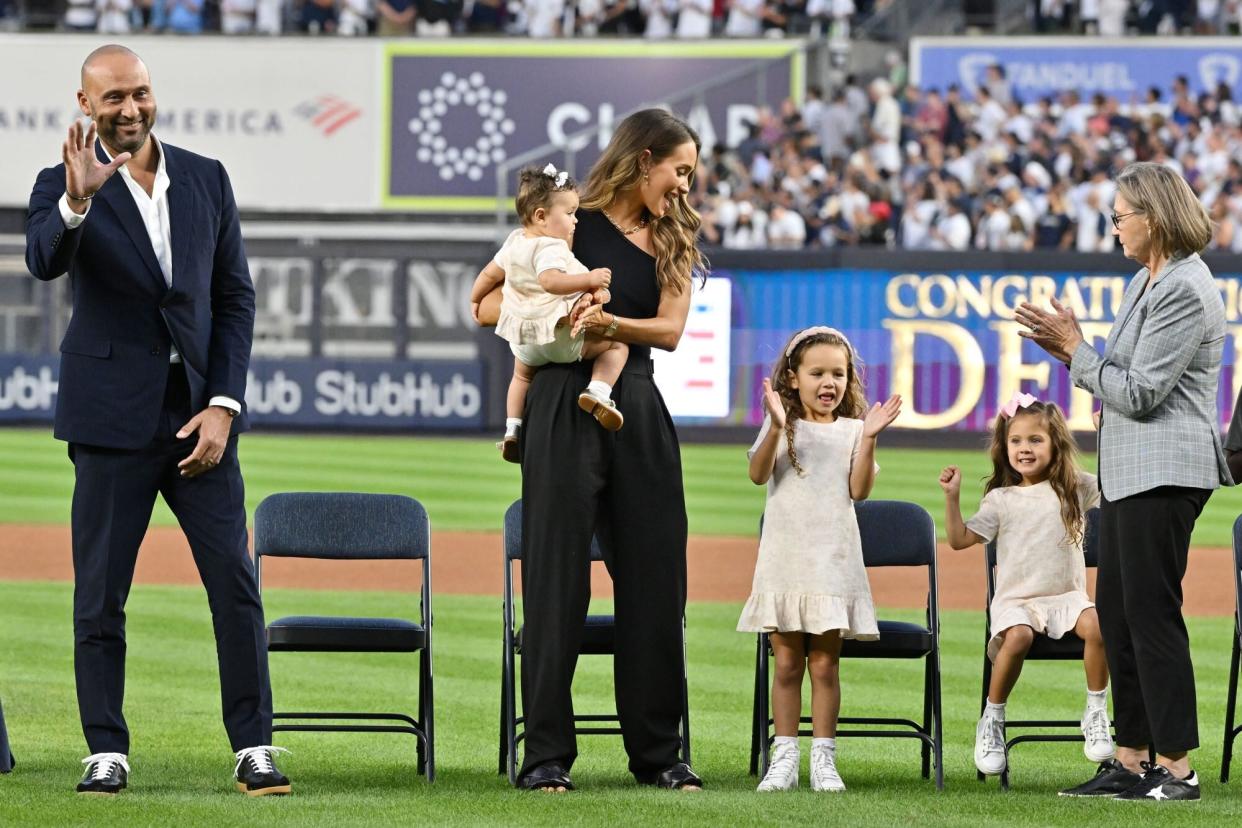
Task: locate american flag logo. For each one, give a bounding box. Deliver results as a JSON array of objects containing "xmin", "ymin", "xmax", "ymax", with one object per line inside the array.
[{"xmin": 294, "ymin": 95, "xmax": 362, "ymax": 137}]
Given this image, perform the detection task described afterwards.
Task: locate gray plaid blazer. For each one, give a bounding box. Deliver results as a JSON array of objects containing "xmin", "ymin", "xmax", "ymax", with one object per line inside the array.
[{"xmin": 1070, "ymin": 252, "xmax": 1232, "ymax": 501}]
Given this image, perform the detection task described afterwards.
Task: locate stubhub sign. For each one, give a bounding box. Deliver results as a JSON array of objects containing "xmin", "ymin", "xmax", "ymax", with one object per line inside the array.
[
  {"xmin": 245, "ymin": 359, "xmax": 483, "ymax": 428},
  {"xmin": 0, "ymin": 357, "xmax": 484, "ymax": 429}
]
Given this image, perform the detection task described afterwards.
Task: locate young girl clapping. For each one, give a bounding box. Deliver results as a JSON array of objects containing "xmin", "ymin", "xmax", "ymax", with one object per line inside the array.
[{"xmin": 739, "ymin": 326, "xmax": 902, "ymax": 792}]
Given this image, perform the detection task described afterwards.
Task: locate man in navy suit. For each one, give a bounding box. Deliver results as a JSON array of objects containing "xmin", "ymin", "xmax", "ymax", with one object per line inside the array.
[{"xmin": 25, "ymin": 45, "xmax": 290, "ymax": 797}]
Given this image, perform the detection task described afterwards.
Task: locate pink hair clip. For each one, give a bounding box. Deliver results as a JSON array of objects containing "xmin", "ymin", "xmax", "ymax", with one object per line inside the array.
[{"xmin": 998, "ymin": 391, "xmax": 1038, "ymax": 418}]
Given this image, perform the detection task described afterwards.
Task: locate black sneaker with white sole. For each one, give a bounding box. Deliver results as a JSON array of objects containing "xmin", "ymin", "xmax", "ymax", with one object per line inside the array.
[
  {"xmin": 76, "ymin": 752, "xmax": 129, "ymax": 795},
  {"xmin": 1114, "ymin": 762, "xmax": 1200, "ymax": 802},
  {"xmin": 234, "ymin": 746, "xmax": 292, "ymax": 797},
  {"xmin": 1058, "ymin": 759, "xmax": 1141, "ymax": 797}
]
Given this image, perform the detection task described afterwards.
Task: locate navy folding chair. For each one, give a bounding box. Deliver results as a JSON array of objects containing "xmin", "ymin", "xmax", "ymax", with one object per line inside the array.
[
  {"xmin": 1223, "ymin": 514, "xmax": 1242, "ymax": 783},
  {"xmin": 749, "ymin": 500, "xmax": 944, "ymax": 790},
  {"xmin": 254, "ymin": 492, "xmax": 434, "ymax": 781},
  {"xmin": 0, "ymin": 696, "xmax": 12, "ymax": 773},
  {"xmin": 499, "ymin": 499, "xmax": 691, "ymax": 784},
  {"xmin": 978, "ymin": 507, "xmax": 1104, "ymax": 790}
]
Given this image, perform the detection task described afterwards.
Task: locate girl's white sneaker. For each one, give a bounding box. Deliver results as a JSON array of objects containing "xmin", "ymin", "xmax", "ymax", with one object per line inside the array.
[
  {"xmin": 1081, "ymin": 706, "xmax": 1116, "ymax": 763},
  {"xmin": 810, "ymin": 745, "xmax": 845, "ymax": 792},
  {"xmin": 757, "ymin": 742, "xmax": 799, "ymax": 791}
]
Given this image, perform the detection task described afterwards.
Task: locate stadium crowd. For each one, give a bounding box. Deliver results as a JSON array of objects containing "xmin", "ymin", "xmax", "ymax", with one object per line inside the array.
[
  {"xmin": 692, "ymin": 67, "xmax": 1242, "ymax": 252},
  {"xmin": 0, "ymin": 0, "xmax": 878, "ymax": 36},
  {"xmin": 3, "ymin": 0, "xmax": 1240, "ymax": 38}
]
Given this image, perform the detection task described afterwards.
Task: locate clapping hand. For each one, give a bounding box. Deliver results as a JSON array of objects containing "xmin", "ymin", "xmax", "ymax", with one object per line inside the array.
[
  {"xmin": 862, "ymin": 394, "xmax": 902, "ymax": 438},
  {"xmin": 1015, "ymin": 296, "xmax": 1084, "ymax": 363},
  {"xmin": 761, "ymin": 378, "xmax": 786, "ymax": 429},
  {"xmin": 938, "ymin": 465, "xmax": 962, "ymax": 496},
  {"xmin": 63, "ymin": 120, "xmax": 129, "ymax": 208}
]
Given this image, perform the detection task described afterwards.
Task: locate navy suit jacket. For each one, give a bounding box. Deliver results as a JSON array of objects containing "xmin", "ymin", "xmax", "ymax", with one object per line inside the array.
[{"xmin": 26, "ymin": 140, "xmax": 255, "ymax": 449}]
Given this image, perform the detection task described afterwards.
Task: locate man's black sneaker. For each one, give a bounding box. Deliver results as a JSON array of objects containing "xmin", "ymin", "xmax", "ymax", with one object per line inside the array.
[
  {"xmin": 76, "ymin": 752, "xmax": 129, "ymax": 795},
  {"xmin": 234, "ymin": 746, "xmax": 292, "ymax": 797},
  {"xmin": 1114, "ymin": 762, "xmax": 1200, "ymax": 802},
  {"xmin": 1058, "ymin": 759, "xmax": 1141, "ymax": 797}
]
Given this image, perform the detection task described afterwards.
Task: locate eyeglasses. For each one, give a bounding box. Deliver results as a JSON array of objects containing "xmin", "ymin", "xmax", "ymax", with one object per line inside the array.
[{"xmin": 1110, "ymin": 210, "xmax": 1141, "ymax": 230}]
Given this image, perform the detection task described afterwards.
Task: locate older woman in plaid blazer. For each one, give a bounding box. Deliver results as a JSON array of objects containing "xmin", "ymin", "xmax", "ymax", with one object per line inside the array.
[{"xmin": 1017, "ymin": 162, "xmax": 1231, "ymax": 803}]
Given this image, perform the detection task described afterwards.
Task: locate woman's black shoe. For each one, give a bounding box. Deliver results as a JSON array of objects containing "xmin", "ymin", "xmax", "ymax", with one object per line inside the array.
[
  {"xmin": 517, "ymin": 761, "xmax": 575, "ymax": 791},
  {"xmin": 636, "ymin": 762, "xmax": 703, "ymax": 790}
]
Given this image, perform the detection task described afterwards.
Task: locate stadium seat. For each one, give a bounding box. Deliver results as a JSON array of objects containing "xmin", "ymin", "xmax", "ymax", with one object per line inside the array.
[
  {"xmin": 749, "ymin": 500, "xmax": 944, "ymax": 790},
  {"xmin": 498, "ymin": 499, "xmax": 691, "ymax": 784},
  {"xmin": 977, "ymin": 507, "xmax": 1106, "ymax": 790},
  {"xmin": 254, "ymin": 492, "xmax": 434, "ymax": 782},
  {"xmin": 1222, "ymin": 514, "xmax": 1242, "ymax": 784},
  {"xmin": 0, "ymin": 695, "xmax": 12, "ymax": 773}
]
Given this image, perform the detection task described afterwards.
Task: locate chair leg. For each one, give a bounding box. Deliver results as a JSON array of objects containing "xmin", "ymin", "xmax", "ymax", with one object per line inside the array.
[
  {"xmin": 1223, "ymin": 631, "xmax": 1240, "ymax": 784},
  {"xmin": 506, "ymin": 653, "xmax": 519, "ymax": 785},
  {"xmin": 921, "ymin": 654, "xmax": 932, "ymax": 780},
  {"xmin": 0, "ymin": 697, "xmax": 11, "ymax": 774},
  {"xmin": 758, "ymin": 634, "xmax": 771, "ymax": 776},
  {"xmin": 424, "ymin": 650, "xmax": 435, "ymax": 784},
  {"xmin": 749, "ymin": 634, "xmax": 763, "ymax": 776},
  {"xmin": 933, "ymin": 646, "xmax": 944, "ymax": 791},
  {"xmin": 499, "ymin": 650, "xmax": 509, "ymax": 775},
  {"xmin": 416, "ymin": 651, "xmax": 427, "ymax": 776}
]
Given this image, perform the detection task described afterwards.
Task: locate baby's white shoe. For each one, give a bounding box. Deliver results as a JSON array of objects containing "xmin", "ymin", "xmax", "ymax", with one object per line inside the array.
[{"xmin": 757, "ymin": 741, "xmax": 799, "ymax": 791}]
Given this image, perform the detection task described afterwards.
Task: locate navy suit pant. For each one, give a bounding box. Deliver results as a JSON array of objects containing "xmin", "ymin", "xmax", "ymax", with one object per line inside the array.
[{"xmin": 69, "ymin": 363, "xmax": 272, "ymax": 754}]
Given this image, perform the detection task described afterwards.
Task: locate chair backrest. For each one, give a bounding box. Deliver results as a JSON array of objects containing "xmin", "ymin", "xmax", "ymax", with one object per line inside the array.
[
  {"xmin": 854, "ymin": 500, "xmax": 937, "ymax": 567},
  {"xmin": 758, "ymin": 500, "xmax": 935, "ymax": 568},
  {"xmin": 255, "ymin": 492, "xmax": 429, "ymax": 560},
  {"xmin": 984, "ymin": 506, "xmax": 1100, "ymax": 604},
  {"xmin": 504, "ymin": 499, "xmax": 603, "ymax": 562},
  {"xmin": 985, "ymin": 506, "xmax": 1101, "ymax": 569}
]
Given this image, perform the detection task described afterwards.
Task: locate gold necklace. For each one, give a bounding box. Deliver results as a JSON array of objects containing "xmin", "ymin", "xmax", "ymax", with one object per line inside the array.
[{"xmin": 602, "ymin": 209, "xmax": 649, "ymax": 236}]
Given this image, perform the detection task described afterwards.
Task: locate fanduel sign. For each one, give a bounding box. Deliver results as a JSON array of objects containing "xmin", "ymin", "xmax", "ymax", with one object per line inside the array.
[{"xmin": 911, "ymin": 36, "xmax": 1242, "ymax": 102}]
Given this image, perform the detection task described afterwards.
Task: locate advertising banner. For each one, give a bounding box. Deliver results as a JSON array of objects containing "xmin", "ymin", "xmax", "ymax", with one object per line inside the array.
[
  {"xmin": 652, "ymin": 276, "xmax": 732, "ymax": 419},
  {"xmin": 383, "ymin": 41, "xmax": 803, "ymax": 211},
  {"xmin": 0, "ymin": 356, "xmax": 484, "ymax": 430},
  {"xmin": 911, "ymin": 36, "xmax": 1242, "ymax": 102},
  {"xmin": 0, "ymin": 35, "xmax": 379, "ymax": 211},
  {"xmin": 720, "ymin": 267, "xmax": 1242, "ymax": 431}
]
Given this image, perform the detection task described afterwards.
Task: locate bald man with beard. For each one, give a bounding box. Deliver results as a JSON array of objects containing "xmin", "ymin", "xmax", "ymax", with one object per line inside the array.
[{"xmin": 25, "ymin": 45, "xmax": 290, "ymax": 797}]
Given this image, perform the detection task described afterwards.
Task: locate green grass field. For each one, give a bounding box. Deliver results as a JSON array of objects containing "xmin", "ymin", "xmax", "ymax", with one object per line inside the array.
[
  {"xmin": 3, "ymin": 426, "xmax": 1241, "ymax": 823},
  {"xmin": 2, "ymin": 582, "xmax": 1240, "ymax": 825},
  {"xmin": 3, "ymin": 427, "xmax": 1242, "ymax": 545}
]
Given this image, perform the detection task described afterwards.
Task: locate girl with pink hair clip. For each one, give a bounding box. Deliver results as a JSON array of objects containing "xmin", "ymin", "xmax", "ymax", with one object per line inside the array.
[{"xmin": 939, "ymin": 393, "xmax": 1112, "ymax": 780}]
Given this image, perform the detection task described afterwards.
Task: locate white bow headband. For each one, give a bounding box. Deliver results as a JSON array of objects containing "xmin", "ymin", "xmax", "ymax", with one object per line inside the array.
[
  {"xmin": 542, "ymin": 163, "xmax": 570, "ymax": 190},
  {"xmin": 785, "ymin": 326, "xmax": 851, "ymax": 358}
]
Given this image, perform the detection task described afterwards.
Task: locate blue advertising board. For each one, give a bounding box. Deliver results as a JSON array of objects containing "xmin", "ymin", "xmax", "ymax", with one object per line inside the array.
[
  {"xmin": 0, "ymin": 358, "xmax": 485, "ymax": 430},
  {"xmin": 715, "ymin": 267, "xmax": 1242, "ymax": 432},
  {"xmin": 911, "ymin": 37, "xmax": 1242, "ymax": 101}
]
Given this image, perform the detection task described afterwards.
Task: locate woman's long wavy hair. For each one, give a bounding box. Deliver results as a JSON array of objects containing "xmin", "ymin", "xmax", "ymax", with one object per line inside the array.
[
  {"xmin": 770, "ymin": 329, "xmax": 866, "ymax": 477},
  {"xmin": 984, "ymin": 401, "xmax": 1085, "ymax": 546},
  {"xmin": 580, "ymin": 109, "xmax": 708, "ymax": 295}
]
